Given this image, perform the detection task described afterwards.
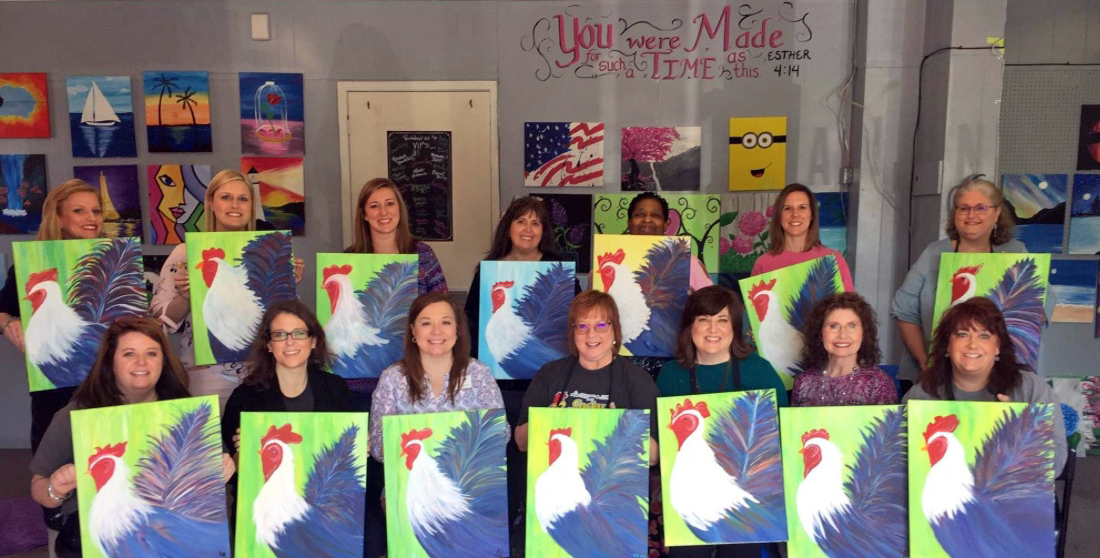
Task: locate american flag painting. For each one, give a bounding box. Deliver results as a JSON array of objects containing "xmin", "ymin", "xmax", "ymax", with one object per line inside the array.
[{"xmin": 524, "ymin": 122, "xmax": 604, "ymax": 187}]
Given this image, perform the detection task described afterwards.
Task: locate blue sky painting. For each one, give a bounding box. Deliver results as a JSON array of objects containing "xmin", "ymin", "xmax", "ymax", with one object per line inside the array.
[
  {"xmin": 1002, "ymin": 173, "xmax": 1067, "ymax": 253},
  {"xmin": 1069, "ymin": 174, "xmax": 1100, "ymax": 255},
  {"xmin": 66, "ymin": 76, "xmax": 137, "ymax": 158},
  {"xmin": 1049, "ymin": 259, "xmax": 1098, "ymax": 323}
]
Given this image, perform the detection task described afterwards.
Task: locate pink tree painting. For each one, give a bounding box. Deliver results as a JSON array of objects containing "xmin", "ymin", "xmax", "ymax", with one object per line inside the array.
[{"xmin": 621, "ymin": 127, "xmax": 700, "ymax": 191}]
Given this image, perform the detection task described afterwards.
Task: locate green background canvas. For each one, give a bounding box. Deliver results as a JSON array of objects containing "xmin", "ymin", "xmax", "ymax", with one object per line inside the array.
[
  {"xmin": 314, "ymin": 253, "xmax": 417, "ymax": 324},
  {"xmin": 592, "ymin": 193, "xmax": 723, "ymax": 276},
  {"xmin": 930, "ymin": 252, "xmax": 1051, "ymax": 334}
]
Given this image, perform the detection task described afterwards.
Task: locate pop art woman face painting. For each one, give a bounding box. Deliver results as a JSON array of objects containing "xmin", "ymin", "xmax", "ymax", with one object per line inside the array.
[{"xmin": 150, "ymin": 164, "xmax": 207, "ymax": 243}]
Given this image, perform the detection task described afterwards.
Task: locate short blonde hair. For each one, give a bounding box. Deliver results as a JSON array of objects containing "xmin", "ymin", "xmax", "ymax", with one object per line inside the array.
[
  {"xmin": 204, "ymin": 170, "xmax": 259, "ymax": 232},
  {"xmin": 346, "ymin": 178, "xmax": 415, "ymax": 253},
  {"xmin": 945, "ymin": 175, "xmax": 1015, "ymax": 245},
  {"xmin": 37, "ymin": 179, "xmax": 100, "ymax": 241}
]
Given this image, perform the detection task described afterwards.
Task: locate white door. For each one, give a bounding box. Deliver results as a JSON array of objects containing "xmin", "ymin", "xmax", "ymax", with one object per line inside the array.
[{"xmin": 338, "ymin": 82, "xmax": 499, "ymax": 291}]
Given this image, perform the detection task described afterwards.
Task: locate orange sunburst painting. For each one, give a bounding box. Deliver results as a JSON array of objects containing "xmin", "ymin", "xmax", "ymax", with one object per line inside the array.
[
  {"xmin": 0, "ymin": 73, "xmax": 50, "ymax": 138},
  {"xmin": 241, "ymin": 156, "xmax": 305, "ymax": 235}
]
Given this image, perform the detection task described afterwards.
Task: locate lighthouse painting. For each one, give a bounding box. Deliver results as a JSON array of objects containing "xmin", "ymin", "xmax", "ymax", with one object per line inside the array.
[{"xmin": 66, "ymin": 76, "xmax": 137, "ymax": 158}]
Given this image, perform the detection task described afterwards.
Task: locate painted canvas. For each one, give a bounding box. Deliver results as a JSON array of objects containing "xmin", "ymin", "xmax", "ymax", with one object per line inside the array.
[
  {"xmin": 236, "ymin": 412, "xmax": 368, "ymax": 557},
  {"xmin": 592, "ymin": 234, "xmax": 690, "ymax": 357},
  {"xmin": 739, "ymin": 255, "xmax": 845, "ymax": 389},
  {"xmin": 384, "ymin": 409, "xmax": 509, "ymax": 558},
  {"xmin": 1049, "ymin": 376, "xmax": 1098, "ymax": 455},
  {"xmin": 71, "ymin": 396, "xmax": 231, "ymax": 557},
  {"xmin": 141, "ymin": 254, "xmax": 168, "ymax": 303},
  {"xmin": 1049, "ymin": 259, "xmax": 1098, "ymax": 323},
  {"xmin": 1077, "ymin": 105, "xmax": 1100, "ymax": 171},
  {"xmin": 729, "ymin": 116, "xmax": 786, "ymax": 191},
  {"xmin": 524, "ymin": 122, "xmax": 604, "ymax": 187},
  {"xmin": 147, "ymin": 164, "xmax": 209, "ymax": 244},
  {"xmin": 186, "ymin": 231, "xmax": 296, "ymax": 366},
  {"xmin": 621, "ymin": 126, "xmax": 701, "ymax": 191},
  {"xmin": 66, "ymin": 76, "xmax": 137, "ymax": 158},
  {"xmin": 526, "ymin": 407, "xmax": 650, "ymax": 558},
  {"xmin": 817, "ymin": 192, "xmax": 850, "ymax": 258},
  {"xmin": 658, "ymin": 391, "xmax": 786, "ymax": 546},
  {"xmin": 0, "ymin": 73, "xmax": 50, "ymax": 138},
  {"xmin": 908, "ymin": 400, "xmax": 1055, "ymax": 558},
  {"xmin": 479, "ymin": 261, "xmax": 576, "ymax": 379},
  {"xmin": 780, "ymin": 405, "xmax": 907, "ymax": 557},
  {"xmin": 240, "ymin": 72, "xmax": 305, "ymax": 156},
  {"xmin": 594, "ymin": 193, "xmax": 724, "ymax": 277},
  {"xmin": 13, "ymin": 237, "xmax": 144, "ymax": 391},
  {"xmin": 1069, "ymin": 173, "xmax": 1100, "ymax": 255},
  {"xmin": 931, "ymin": 252, "xmax": 1050, "ymax": 370},
  {"xmin": 1001, "ymin": 173, "xmax": 1068, "ymax": 253},
  {"xmin": 317, "ymin": 253, "xmax": 418, "ymax": 379},
  {"xmin": 718, "ymin": 193, "xmax": 774, "ymax": 283},
  {"xmin": 539, "ymin": 193, "xmax": 592, "ymax": 273},
  {"xmin": 0, "ymin": 154, "xmax": 46, "ymax": 234},
  {"xmin": 72, "ymin": 165, "xmax": 143, "ymax": 240},
  {"xmin": 143, "ymin": 71, "xmax": 212, "ymax": 152},
  {"xmin": 242, "ymin": 156, "xmax": 305, "ymax": 235}
]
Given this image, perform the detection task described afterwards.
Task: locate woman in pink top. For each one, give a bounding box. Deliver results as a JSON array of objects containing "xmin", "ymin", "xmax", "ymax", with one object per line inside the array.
[{"xmin": 750, "ymin": 183, "xmax": 854, "ymax": 290}]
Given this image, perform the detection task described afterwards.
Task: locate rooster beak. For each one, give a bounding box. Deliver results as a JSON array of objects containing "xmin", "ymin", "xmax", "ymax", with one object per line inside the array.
[
  {"xmin": 194, "ymin": 260, "xmax": 204, "ymax": 270},
  {"xmin": 797, "ymin": 447, "xmax": 804, "ymax": 454},
  {"xmin": 919, "ymin": 443, "xmax": 927, "ymax": 452}
]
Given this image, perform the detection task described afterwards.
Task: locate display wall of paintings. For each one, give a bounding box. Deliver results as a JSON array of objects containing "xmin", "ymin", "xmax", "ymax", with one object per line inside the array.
[
  {"xmin": 147, "ymin": 164, "xmax": 209, "ymax": 244},
  {"xmin": 537, "ymin": 193, "xmax": 592, "ymax": 273},
  {"xmin": 240, "ymin": 72, "xmax": 304, "ymax": 156},
  {"xmin": 242, "ymin": 156, "xmax": 305, "ymax": 235},
  {"xmin": 1070, "ymin": 173, "xmax": 1100, "ymax": 255},
  {"xmin": 66, "ymin": 75, "xmax": 137, "ymax": 158},
  {"xmin": 593, "ymin": 193, "xmax": 723, "ymax": 278},
  {"xmin": 729, "ymin": 116, "xmax": 786, "ymax": 191},
  {"xmin": 1078, "ymin": 104, "xmax": 1100, "ymax": 171},
  {"xmin": 620, "ymin": 126, "xmax": 701, "ymax": 191},
  {"xmin": 143, "ymin": 71, "xmax": 212, "ymax": 153},
  {"xmin": 0, "ymin": 73, "xmax": 50, "ymax": 138},
  {"xmin": 387, "ymin": 131, "xmax": 453, "ymax": 241},
  {"xmin": 524, "ymin": 122, "xmax": 604, "ymax": 187},
  {"xmin": 0, "ymin": 154, "xmax": 46, "ymax": 234},
  {"xmin": 1002, "ymin": 173, "xmax": 1068, "ymax": 254},
  {"xmin": 72, "ymin": 164, "xmax": 143, "ymax": 240},
  {"xmin": 1049, "ymin": 259, "xmax": 1099, "ymax": 323}
]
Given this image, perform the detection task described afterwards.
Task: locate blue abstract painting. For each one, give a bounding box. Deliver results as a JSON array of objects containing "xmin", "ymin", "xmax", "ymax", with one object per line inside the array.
[
  {"xmin": 817, "ymin": 192, "xmax": 849, "ymax": 258},
  {"xmin": 66, "ymin": 76, "xmax": 137, "ymax": 158},
  {"xmin": 1002, "ymin": 173, "xmax": 1068, "ymax": 254},
  {"xmin": 0, "ymin": 154, "xmax": 46, "ymax": 234},
  {"xmin": 1050, "ymin": 259, "xmax": 1099, "ymax": 323},
  {"xmin": 1069, "ymin": 174, "xmax": 1100, "ymax": 255}
]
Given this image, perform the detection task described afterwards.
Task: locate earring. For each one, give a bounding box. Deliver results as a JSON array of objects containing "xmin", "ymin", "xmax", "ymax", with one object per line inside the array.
[{"xmin": 995, "ymin": 355, "xmax": 1000, "ymax": 361}]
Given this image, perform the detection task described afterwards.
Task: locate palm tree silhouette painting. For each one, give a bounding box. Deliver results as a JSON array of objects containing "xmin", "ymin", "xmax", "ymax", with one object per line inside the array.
[
  {"xmin": 176, "ymin": 88, "xmax": 199, "ymax": 125},
  {"xmin": 151, "ymin": 74, "xmax": 178, "ymax": 126},
  {"xmin": 143, "ymin": 71, "xmax": 212, "ymax": 153}
]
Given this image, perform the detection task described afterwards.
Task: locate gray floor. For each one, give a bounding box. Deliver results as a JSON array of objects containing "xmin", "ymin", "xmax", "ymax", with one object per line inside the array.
[{"xmin": 2, "ymin": 449, "xmax": 1096, "ymax": 557}]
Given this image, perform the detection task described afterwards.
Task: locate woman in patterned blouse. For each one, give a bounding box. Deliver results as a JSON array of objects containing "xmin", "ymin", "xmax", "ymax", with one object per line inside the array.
[{"xmin": 791, "ymin": 292, "xmax": 898, "ymax": 406}]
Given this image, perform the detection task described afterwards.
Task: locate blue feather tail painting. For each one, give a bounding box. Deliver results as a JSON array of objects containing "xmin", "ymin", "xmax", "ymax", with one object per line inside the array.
[
  {"xmin": 13, "ymin": 237, "xmax": 146, "ymax": 392},
  {"xmin": 908, "ymin": 400, "xmax": 1056, "ymax": 558},
  {"xmin": 383, "ymin": 409, "xmax": 509, "ymax": 558},
  {"xmin": 781, "ymin": 405, "xmax": 908, "ymax": 557},
  {"xmin": 317, "ymin": 253, "xmax": 419, "ymax": 379},
  {"xmin": 659, "ymin": 390, "xmax": 787, "ymax": 546},
  {"xmin": 236, "ymin": 411, "xmax": 369, "ymax": 558},
  {"xmin": 479, "ymin": 261, "xmax": 576, "ymax": 379}
]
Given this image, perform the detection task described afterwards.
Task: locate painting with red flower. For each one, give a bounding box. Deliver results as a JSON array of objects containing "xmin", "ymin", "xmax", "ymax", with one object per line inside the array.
[
  {"xmin": 0, "ymin": 73, "xmax": 50, "ymax": 138},
  {"xmin": 719, "ymin": 193, "xmax": 774, "ymax": 281},
  {"xmin": 239, "ymin": 73, "xmax": 304, "ymax": 156}
]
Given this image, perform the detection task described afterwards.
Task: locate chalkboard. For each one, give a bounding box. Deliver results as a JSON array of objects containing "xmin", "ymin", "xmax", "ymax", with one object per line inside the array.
[{"xmin": 387, "ymin": 131, "xmax": 453, "ymax": 241}]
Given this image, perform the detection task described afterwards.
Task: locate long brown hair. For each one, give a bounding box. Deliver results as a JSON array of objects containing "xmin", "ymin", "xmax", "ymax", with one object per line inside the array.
[
  {"xmin": 72, "ymin": 317, "xmax": 190, "ymax": 409},
  {"xmin": 767, "ymin": 183, "xmax": 822, "ymax": 255},
  {"xmin": 243, "ymin": 300, "xmax": 333, "ymax": 389},
  {"xmin": 944, "ymin": 175, "xmax": 1015, "ymax": 245},
  {"xmin": 919, "ymin": 297, "xmax": 1023, "ymax": 399},
  {"xmin": 675, "ymin": 286, "xmax": 752, "ymax": 366},
  {"xmin": 485, "ymin": 196, "xmax": 560, "ymax": 260},
  {"xmin": 347, "ymin": 178, "xmax": 416, "ymax": 254},
  {"xmin": 798, "ymin": 292, "xmax": 882, "ymax": 370},
  {"xmin": 400, "ymin": 292, "xmax": 471, "ymax": 403},
  {"xmin": 205, "ymin": 170, "xmax": 260, "ymax": 232},
  {"xmin": 37, "ymin": 179, "xmax": 101, "ymax": 241},
  {"xmin": 566, "ymin": 290, "xmax": 622, "ymax": 356}
]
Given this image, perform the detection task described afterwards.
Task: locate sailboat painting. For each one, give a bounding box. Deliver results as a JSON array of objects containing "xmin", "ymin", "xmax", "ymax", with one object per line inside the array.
[
  {"xmin": 239, "ymin": 72, "xmax": 304, "ymax": 156},
  {"xmin": 143, "ymin": 71, "xmax": 212, "ymax": 153},
  {"xmin": 66, "ymin": 76, "xmax": 137, "ymax": 158},
  {"xmin": 71, "ymin": 165, "xmax": 143, "ymax": 240}
]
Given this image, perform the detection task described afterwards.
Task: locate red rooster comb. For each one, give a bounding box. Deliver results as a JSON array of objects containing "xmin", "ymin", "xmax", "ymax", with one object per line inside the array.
[
  {"xmin": 747, "ymin": 278, "xmax": 777, "ymax": 300},
  {"xmin": 549, "ymin": 427, "xmax": 572, "ymax": 440},
  {"xmin": 802, "ymin": 429, "xmax": 829, "ymax": 445},
  {"xmin": 923, "ymin": 414, "xmax": 959, "ymax": 442},
  {"xmin": 323, "ymin": 264, "xmax": 352, "ymax": 283},
  {"xmin": 401, "ymin": 428, "xmax": 433, "ymax": 448},
  {"xmin": 953, "ymin": 264, "xmax": 983, "ymax": 278},
  {"xmin": 25, "ymin": 268, "xmax": 59, "ymax": 293},
  {"xmin": 492, "ymin": 281, "xmax": 515, "ymax": 291},
  {"xmin": 88, "ymin": 442, "xmax": 127, "ymax": 466},
  {"xmin": 670, "ymin": 399, "xmax": 710, "ymax": 420},
  {"xmin": 597, "ymin": 249, "xmax": 625, "ymax": 268},
  {"xmin": 201, "ymin": 247, "xmax": 226, "ymax": 262},
  {"xmin": 261, "ymin": 424, "xmax": 303, "ymax": 447}
]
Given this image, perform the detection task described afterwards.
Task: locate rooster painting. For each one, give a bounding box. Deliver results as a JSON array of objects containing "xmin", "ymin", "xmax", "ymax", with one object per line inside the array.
[
  {"xmin": 17, "ymin": 237, "xmax": 145, "ymax": 390},
  {"xmin": 530, "ymin": 407, "xmax": 650, "ymax": 558},
  {"xmin": 189, "ymin": 231, "xmax": 296, "ymax": 365},
  {"xmin": 594, "ymin": 234, "xmax": 689, "ymax": 357},
  {"xmin": 934, "ymin": 253, "xmax": 1050, "ymax": 370},
  {"xmin": 742, "ymin": 255, "xmax": 843, "ymax": 387},
  {"xmin": 320, "ymin": 255, "xmax": 418, "ymax": 378},
  {"xmin": 913, "ymin": 401, "xmax": 1056, "ymax": 557},
  {"xmin": 72, "ymin": 397, "xmax": 231, "ymax": 557},
  {"xmin": 386, "ymin": 409, "xmax": 509, "ymax": 557},
  {"xmin": 786, "ymin": 405, "xmax": 907, "ymax": 557},
  {"xmin": 481, "ymin": 261, "xmax": 575, "ymax": 379},
  {"xmin": 661, "ymin": 392, "xmax": 786, "ymax": 545}
]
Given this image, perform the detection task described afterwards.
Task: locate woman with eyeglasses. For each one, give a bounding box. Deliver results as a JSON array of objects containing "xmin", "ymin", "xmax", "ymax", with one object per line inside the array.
[
  {"xmin": 891, "ymin": 175, "xmax": 1025, "ymax": 393},
  {"xmin": 750, "ymin": 183, "xmax": 854, "ymax": 290}
]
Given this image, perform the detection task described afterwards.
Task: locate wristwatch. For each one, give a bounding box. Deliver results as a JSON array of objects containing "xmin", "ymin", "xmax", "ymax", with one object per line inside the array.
[{"xmin": 47, "ymin": 482, "xmax": 70, "ymax": 502}]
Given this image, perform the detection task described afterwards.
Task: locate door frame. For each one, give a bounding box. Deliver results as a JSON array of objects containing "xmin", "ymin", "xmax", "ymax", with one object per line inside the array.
[{"xmin": 336, "ymin": 80, "xmax": 500, "ymax": 247}]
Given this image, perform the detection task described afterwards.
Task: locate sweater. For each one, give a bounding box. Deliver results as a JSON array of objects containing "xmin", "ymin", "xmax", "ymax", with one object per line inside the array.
[{"xmin": 655, "ymin": 353, "xmax": 789, "ymax": 406}]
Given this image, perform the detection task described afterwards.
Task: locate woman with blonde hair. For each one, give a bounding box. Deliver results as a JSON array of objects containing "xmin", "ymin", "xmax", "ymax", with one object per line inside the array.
[
  {"xmin": 151, "ymin": 169, "xmax": 303, "ymax": 409},
  {"xmin": 347, "ymin": 177, "xmax": 447, "ymax": 294}
]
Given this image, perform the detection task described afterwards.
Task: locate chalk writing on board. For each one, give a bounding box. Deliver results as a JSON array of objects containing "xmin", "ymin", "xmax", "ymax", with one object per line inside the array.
[
  {"xmin": 520, "ymin": 3, "xmax": 815, "ymax": 81},
  {"xmin": 387, "ymin": 131, "xmax": 453, "ymax": 241}
]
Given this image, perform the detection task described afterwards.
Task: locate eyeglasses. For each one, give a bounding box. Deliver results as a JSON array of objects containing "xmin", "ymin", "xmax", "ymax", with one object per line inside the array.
[
  {"xmin": 729, "ymin": 131, "xmax": 787, "ymax": 149},
  {"xmin": 955, "ymin": 204, "xmax": 997, "ymax": 215},
  {"xmin": 270, "ymin": 329, "xmax": 309, "ymax": 342},
  {"xmin": 573, "ymin": 322, "xmax": 612, "ymax": 334}
]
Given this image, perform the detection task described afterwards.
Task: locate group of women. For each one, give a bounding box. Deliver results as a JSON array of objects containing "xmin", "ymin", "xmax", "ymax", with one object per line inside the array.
[{"xmin": 4, "ymin": 170, "xmax": 1066, "ymax": 558}]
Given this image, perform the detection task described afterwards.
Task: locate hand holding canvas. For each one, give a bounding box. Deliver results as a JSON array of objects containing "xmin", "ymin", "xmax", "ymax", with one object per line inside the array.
[
  {"xmin": 294, "ymin": 258, "xmax": 305, "ymax": 284},
  {"xmin": 49, "ymin": 463, "xmax": 76, "ymax": 496},
  {"xmin": 222, "ymin": 453, "xmax": 236, "ymax": 481},
  {"xmin": 996, "ymin": 394, "xmax": 1011, "ymax": 402},
  {"xmin": 2, "ymin": 318, "xmax": 24, "ymax": 352}
]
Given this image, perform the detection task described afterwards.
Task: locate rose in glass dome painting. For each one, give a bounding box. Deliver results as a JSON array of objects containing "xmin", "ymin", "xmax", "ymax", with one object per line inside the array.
[{"xmin": 240, "ymin": 73, "xmax": 304, "ymax": 156}]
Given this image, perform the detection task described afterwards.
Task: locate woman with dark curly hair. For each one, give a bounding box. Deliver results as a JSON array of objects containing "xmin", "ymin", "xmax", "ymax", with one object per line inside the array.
[{"xmin": 792, "ymin": 292, "xmax": 896, "ymax": 406}]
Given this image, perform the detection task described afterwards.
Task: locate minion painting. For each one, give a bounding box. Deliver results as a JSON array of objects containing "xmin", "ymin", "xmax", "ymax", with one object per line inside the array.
[{"xmin": 729, "ymin": 116, "xmax": 787, "ymax": 190}]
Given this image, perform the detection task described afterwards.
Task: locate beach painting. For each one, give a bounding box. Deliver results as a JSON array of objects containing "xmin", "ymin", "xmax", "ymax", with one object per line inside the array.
[
  {"xmin": 242, "ymin": 157, "xmax": 305, "ymax": 235},
  {"xmin": 621, "ymin": 126, "xmax": 701, "ymax": 191},
  {"xmin": 72, "ymin": 165, "xmax": 143, "ymax": 240},
  {"xmin": 240, "ymin": 72, "xmax": 304, "ymax": 156},
  {"xmin": 143, "ymin": 71, "xmax": 212, "ymax": 153},
  {"xmin": 1049, "ymin": 259, "xmax": 1099, "ymax": 323},
  {"xmin": 817, "ymin": 192, "xmax": 850, "ymax": 258},
  {"xmin": 66, "ymin": 76, "xmax": 137, "ymax": 158},
  {"xmin": 0, "ymin": 154, "xmax": 46, "ymax": 234},
  {"xmin": 1002, "ymin": 173, "xmax": 1067, "ymax": 254},
  {"xmin": 0, "ymin": 73, "xmax": 50, "ymax": 138},
  {"xmin": 1069, "ymin": 173, "xmax": 1100, "ymax": 255}
]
